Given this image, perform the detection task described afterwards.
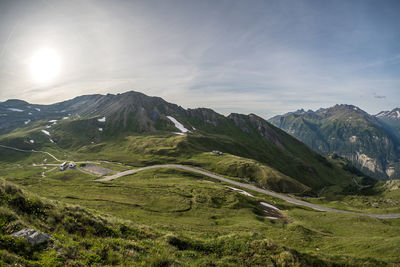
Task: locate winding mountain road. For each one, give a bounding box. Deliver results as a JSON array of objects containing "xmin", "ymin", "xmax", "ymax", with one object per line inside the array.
[
  {"xmin": 97, "ymin": 164, "xmax": 400, "ymax": 219},
  {"xmin": 2, "ymin": 143, "xmax": 400, "ymax": 219}
]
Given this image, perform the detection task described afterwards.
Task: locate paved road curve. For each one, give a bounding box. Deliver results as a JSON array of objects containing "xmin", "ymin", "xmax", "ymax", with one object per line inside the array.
[
  {"xmin": 97, "ymin": 164, "xmax": 400, "ymax": 219},
  {"xmin": 2, "ymin": 143, "xmax": 399, "ymax": 220}
]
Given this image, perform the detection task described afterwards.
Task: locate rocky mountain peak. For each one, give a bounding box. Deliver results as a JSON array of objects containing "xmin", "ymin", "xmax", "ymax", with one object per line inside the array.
[
  {"xmin": 376, "ymin": 108, "xmax": 400, "ymax": 120},
  {"xmin": 269, "ymin": 104, "xmax": 400, "ymax": 179}
]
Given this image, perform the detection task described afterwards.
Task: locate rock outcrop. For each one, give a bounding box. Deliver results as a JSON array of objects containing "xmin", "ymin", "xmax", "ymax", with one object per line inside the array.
[{"xmin": 11, "ymin": 229, "xmax": 51, "ymax": 245}]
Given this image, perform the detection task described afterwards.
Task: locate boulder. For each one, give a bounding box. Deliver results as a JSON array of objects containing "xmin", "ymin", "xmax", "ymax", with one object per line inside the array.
[{"xmin": 11, "ymin": 228, "xmax": 51, "ymax": 245}]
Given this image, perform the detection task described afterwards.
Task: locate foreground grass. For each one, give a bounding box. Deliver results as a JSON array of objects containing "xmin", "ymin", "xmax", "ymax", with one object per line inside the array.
[
  {"xmin": 1, "ymin": 180, "xmax": 372, "ymax": 266},
  {"xmin": 1, "ymin": 162, "xmax": 400, "ymax": 265}
]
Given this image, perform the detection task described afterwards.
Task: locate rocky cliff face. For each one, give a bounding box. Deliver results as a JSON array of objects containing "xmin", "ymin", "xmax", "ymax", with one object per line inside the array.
[{"xmin": 269, "ymin": 104, "xmax": 400, "ymax": 179}]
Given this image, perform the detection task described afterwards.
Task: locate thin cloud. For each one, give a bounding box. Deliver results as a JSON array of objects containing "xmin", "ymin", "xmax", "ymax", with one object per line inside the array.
[
  {"xmin": 373, "ymin": 93, "xmax": 386, "ymax": 99},
  {"xmin": 0, "ymin": 0, "xmax": 399, "ymax": 117}
]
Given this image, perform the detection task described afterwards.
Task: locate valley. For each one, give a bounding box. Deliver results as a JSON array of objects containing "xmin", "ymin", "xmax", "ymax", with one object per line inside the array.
[
  {"xmin": 4, "ymin": 140, "xmax": 400, "ymax": 218},
  {"xmin": 2, "ymin": 145, "xmax": 400, "ymax": 265},
  {"xmin": 1, "ymin": 92, "xmax": 400, "ymax": 265}
]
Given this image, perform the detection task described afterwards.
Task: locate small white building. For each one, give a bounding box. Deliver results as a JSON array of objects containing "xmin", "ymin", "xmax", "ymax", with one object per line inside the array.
[{"xmin": 59, "ymin": 162, "xmax": 68, "ymax": 171}]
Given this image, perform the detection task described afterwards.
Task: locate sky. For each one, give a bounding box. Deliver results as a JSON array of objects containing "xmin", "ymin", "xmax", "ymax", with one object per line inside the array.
[{"xmin": 0, "ymin": 0, "xmax": 399, "ymax": 118}]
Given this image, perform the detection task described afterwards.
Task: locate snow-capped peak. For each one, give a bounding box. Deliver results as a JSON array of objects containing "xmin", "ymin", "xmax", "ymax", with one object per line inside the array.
[
  {"xmin": 375, "ymin": 108, "xmax": 400, "ymax": 120},
  {"xmin": 376, "ymin": 111, "xmax": 389, "ymax": 118}
]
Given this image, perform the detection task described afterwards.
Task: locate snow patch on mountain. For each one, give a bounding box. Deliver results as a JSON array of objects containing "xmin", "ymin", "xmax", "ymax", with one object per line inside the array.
[
  {"xmin": 226, "ymin": 186, "xmax": 253, "ymax": 197},
  {"xmin": 29, "ymin": 140, "xmax": 35, "ymax": 144},
  {"xmin": 35, "ymin": 108, "xmax": 41, "ymax": 112},
  {"xmin": 376, "ymin": 111, "xmax": 389, "ymax": 117},
  {"xmin": 47, "ymin": 120, "xmax": 57, "ymax": 127},
  {"xmin": 41, "ymin": 130, "xmax": 51, "ymax": 136},
  {"xmin": 375, "ymin": 109, "xmax": 400, "ymax": 119},
  {"xmin": 24, "ymin": 119, "xmax": 31, "ymax": 125},
  {"xmin": 260, "ymin": 202, "xmax": 280, "ymax": 210},
  {"xmin": 167, "ymin": 116, "xmax": 189, "ymax": 133},
  {"xmin": 7, "ymin": 108, "xmax": 24, "ymax": 112},
  {"xmin": 98, "ymin": 116, "xmax": 106, "ymax": 122}
]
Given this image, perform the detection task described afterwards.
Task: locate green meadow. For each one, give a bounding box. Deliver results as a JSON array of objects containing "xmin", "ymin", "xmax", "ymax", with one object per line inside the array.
[
  {"xmin": 1, "ymin": 129, "xmax": 400, "ymax": 265},
  {"xmin": 1, "ymin": 154, "xmax": 400, "ymax": 265}
]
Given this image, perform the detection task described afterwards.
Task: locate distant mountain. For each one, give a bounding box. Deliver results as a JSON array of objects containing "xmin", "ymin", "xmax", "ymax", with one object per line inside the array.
[
  {"xmin": 376, "ymin": 108, "xmax": 400, "ymax": 120},
  {"xmin": 269, "ymin": 108, "xmax": 315, "ymax": 121},
  {"xmin": 0, "ymin": 91, "xmax": 373, "ymax": 196},
  {"xmin": 269, "ymin": 104, "xmax": 400, "ymax": 179},
  {"xmin": 0, "ymin": 92, "xmax": 187, "ymax": 135},
  {"xmin": 376, "ymin": 108, "xmax": 400, "ymax": 143}
]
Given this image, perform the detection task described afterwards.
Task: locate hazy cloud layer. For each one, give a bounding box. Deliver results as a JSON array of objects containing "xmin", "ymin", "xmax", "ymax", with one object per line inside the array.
[{"xmin": 0, "ymin": 0, "xmax": 399, "ymax": 118}]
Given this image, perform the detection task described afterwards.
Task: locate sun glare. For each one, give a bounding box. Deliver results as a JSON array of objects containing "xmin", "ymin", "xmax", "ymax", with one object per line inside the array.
[{"xmin": 30, "ymin": 48, "xmax": 61, "ymax": 84}]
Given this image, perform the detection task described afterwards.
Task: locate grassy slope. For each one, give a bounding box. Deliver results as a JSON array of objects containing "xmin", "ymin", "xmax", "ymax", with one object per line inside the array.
[
  {"xmin": 0, "ymin": 118, "xmax": 374, "ymax": 197},
  {"xmin": 0, "ymin": 102, "xmax": 374, "ymax": 197},
  {"xmin": 0, "ymin": 164, "xmax": 398, "ymax": 265},
  {"xmin": 1, "ymin": 116, "xmax": 400, "ymax": 264},
  {"xmin": 299, "ymin": 179, "xmax": 400, "ymax": 214},
  {"xmin": 83, "ymin": 133, "xmax": 370, "ymax": 195},
  {"xmin": 3, "ymin": 178, "xmax": 381, "ymax": 266}
]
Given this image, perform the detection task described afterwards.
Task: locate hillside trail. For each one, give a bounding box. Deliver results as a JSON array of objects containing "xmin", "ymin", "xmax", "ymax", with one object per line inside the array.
[{"xmin": 0, "ymin": 144, "xmax": 61, "ymax": 162}]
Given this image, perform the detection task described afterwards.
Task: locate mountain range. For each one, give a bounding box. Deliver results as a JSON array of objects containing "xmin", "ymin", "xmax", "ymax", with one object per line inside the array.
[
  {"xmin": 269, "ymin": 104, "xmax": 400, "ymax": 180},
  {"xmin": 3, "ymin": 91, "xmax": 400, "ymax": 265},
  {"xmin": 0, "ymin": 91, "xmax": 373, "ymax": 197}
]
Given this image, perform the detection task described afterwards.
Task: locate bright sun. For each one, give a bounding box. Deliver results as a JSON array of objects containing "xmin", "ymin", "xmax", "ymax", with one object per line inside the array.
[{"xmin": 30, "ymin": 48, "xmax": 61, "ymax": 84}]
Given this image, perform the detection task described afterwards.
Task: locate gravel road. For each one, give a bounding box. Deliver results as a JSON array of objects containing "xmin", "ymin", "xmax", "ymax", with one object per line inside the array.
[{"xmin": 96, "ymin": 164, "xmax": 400, "ymax": 219}]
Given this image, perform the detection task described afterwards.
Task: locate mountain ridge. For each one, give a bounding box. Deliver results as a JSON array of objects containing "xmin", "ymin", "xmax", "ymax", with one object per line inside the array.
[
  {"xmin": 0, "ymin": 91, "xmax": 373, "ymax": 196},
  {"xmin": 269, "ymin": 104, "xmax": 400, "ymax": 180}
]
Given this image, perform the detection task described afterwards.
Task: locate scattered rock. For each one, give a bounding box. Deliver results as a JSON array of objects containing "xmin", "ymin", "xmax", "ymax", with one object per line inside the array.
[
  {"xmin": 11, "ymin": 229, "xmax": 51, "ymax": 245},
  {"xmin": 211, "ymin": 150, "xmax": 223, "ymax": 156}
]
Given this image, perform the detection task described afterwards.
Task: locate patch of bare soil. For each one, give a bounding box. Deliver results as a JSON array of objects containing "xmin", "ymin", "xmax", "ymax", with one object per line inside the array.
[{"xmin": 80, "ymin": 163, "xmax": 118, "ymax": 176}]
